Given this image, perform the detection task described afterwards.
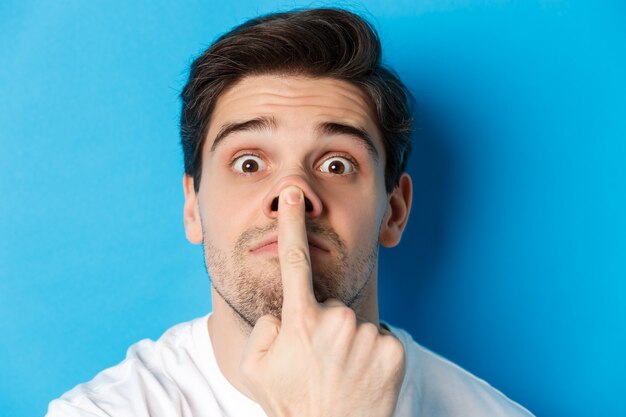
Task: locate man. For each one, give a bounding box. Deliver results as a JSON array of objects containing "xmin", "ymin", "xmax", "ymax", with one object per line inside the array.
[{"xmin": 47, "ymin": 8, "xmax": 534, "ymax": 417}]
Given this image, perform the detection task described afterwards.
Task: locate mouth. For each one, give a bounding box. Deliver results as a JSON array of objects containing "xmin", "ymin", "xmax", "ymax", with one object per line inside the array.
[{"xmin": 249, "ymin": 234, "xmax": 331, "ymax": 255}]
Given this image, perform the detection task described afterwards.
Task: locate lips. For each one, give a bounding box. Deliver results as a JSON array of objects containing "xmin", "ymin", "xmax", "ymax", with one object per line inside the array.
[{"xmin": 249, "ymin": 234, "xmax": 330, "ymax": 253}]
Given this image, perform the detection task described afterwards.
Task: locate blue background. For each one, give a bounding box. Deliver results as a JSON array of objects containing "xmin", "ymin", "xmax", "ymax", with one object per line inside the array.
[{"xmin": 1, "ymin": 1, "xmax": 625, "ymax": 416}]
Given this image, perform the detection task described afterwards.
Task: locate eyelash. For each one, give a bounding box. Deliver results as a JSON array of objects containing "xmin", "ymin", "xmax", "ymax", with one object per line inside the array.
[
  {"xmin": 320, "ymin": 153, "xmax": 359, "ymax": 172},
  {"xmin": 229, "ymin": 152, "xmax": 359, "ymax": 174},
  {"xmin": 229, "ymin": 151, "xmax": 263, "ymax": 175}
]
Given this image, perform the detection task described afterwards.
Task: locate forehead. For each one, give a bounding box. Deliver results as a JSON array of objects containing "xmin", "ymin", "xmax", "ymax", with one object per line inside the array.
[{"xmin": 208, "ymin": 75, "xmax": 382, "ymax": 150}]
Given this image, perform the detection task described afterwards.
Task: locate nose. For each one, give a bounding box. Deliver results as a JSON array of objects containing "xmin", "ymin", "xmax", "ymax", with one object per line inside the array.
[{"xmin": 262, "ymin": 175, "xmax": 323, "ymax": 219}]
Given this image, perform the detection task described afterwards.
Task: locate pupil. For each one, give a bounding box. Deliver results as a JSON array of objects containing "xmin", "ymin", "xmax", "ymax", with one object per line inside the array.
[
  {"xmin": 330, "ymin": 161, "xmax": 345, "ymax": 174},
  {"xmin": 243, "ymin": 159, "xmax": 258, "ymax": 172}
]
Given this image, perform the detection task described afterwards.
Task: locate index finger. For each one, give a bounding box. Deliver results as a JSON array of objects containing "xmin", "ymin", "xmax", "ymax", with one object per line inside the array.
[{"xmin": 278, "ymin": 186, "xmax": 317, "ymax": 317}]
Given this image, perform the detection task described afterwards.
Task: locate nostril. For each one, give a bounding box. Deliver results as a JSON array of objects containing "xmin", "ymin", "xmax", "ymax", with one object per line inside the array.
[{"xmin": 270, "ymin": 196, "xmax": 314, "ymax": 212}]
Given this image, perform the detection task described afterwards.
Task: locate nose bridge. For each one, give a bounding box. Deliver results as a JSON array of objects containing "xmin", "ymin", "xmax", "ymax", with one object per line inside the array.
[{"xmin": 262, "ymin": 173, "xmax": 323, "ymax": 219}]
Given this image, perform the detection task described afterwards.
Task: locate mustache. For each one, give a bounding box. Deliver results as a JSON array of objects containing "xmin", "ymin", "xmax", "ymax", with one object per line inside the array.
[{"xmin": 233, "ymin": 220, "xmax": 347, "ymax": 257}]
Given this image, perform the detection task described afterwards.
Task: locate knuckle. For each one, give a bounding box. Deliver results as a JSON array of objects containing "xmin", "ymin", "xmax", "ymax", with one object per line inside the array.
[
  {"xmin": 381, "ymin": 336, "xmax": 405, "ymax": 364},
  {"xmin": 337, "ymin": 306, "xmax": 357, "ymax": 323},
  {"xmin": 322, "ymin": 297, "xmax": 343, "ymax": 307},
  {"xmin": 359, "ymin": 322, "xmax": 380, "ymax": 339},
  {"xmin": 325, "ymin": 306, "xmax": 356, "ymax": 330},
  {"xmin": 256, "ymin": 314, "xmax": 279, "ymax": 327},
  {"xmin": 284, "ymin": 246, "xmax": 310, "ymax": 266}
]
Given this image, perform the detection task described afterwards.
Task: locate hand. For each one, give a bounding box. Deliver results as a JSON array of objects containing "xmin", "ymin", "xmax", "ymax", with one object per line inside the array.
[{"xmin": 239, "ymin": 185, "xmax": 406, "ymax": 417}]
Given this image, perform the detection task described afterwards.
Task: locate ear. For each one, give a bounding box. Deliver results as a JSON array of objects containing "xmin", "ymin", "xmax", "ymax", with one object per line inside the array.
[
  {"xmin": 183, "ymin": 175, "xmax": 203, "ymax": 244},
  {"xmin": 379, "ymin": 173, "xmax": 412, "ymax": 248}
]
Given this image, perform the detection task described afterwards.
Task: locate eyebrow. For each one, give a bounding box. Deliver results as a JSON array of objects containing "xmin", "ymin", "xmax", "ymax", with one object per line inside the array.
[
  {"xmin": 317, "ymin": 122, "xmax": 380, "ymax": 162},
  {"xmin": 210, "ymin": 116, "xmax": 277, "ymax": 152},
  {"xmin": 209, "ymin": 117, "xmax": 380, "ymax": 162}
]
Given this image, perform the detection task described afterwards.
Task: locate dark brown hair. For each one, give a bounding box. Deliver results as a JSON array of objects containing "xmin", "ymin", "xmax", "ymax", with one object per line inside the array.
[{"xmin": 180, "ymin": 8, "xmax": 413, "ymax": 193}]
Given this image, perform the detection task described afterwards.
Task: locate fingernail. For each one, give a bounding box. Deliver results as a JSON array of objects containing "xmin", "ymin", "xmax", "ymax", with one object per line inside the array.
[{"xmin": 284, "ymin": 187, "xmax": 302, "ymax": 205}]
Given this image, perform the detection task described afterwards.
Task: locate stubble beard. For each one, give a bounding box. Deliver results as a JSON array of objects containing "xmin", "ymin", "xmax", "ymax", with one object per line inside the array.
[{"xmin": 201, "ymin": 219, "xmax": 378, "ymax": 333}]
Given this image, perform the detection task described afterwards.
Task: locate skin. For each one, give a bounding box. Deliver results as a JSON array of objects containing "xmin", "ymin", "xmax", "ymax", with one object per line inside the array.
[{"xmin": 183, "ymin": 74, "xmax": 413, "ymax": 415}]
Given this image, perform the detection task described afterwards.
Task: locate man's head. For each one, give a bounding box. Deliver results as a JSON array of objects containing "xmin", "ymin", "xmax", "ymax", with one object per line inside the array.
[
  {"xmin": 180, "ymin": 8, "xmax": 413, "ymax": 194},
  {"xmin": 181, "ymin": 8, "xmax": 413, "ymax": 329}
]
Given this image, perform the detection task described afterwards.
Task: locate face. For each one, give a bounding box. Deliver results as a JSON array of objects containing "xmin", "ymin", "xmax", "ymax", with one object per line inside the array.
[{"xmin": 183, "ymin": 75, "xmax": 411, "ymax": 327}]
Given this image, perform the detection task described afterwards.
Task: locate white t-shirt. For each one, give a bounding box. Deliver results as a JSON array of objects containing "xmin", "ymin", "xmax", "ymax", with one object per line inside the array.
[{"xmin": 46, "ymin": 314, "xmax": 534, "ymax": 417}]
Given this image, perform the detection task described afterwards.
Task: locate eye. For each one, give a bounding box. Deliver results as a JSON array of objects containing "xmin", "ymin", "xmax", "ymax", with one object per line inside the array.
[
  {"xmin": 319, "ymin": 156, "xmax": 355, "ymax": 175},
  {"xmin": 232, "ymin": 154, "xmax": 267, "ymax": 174}
]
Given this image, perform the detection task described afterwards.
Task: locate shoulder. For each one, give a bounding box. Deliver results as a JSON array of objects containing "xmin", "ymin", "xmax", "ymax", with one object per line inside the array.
[
  {"xmin": 46, "ymin": 316, "xmax": 213, "ymax": 417},
  {"xmin": 387, "ymin": 324, "xmax": 535, "ymax": 417}
]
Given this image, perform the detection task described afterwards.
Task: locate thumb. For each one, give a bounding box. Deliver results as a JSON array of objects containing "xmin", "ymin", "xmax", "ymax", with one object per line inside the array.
[{"xmin": 241, "ymin": 315, "xmax": 281, "ymax": 367}]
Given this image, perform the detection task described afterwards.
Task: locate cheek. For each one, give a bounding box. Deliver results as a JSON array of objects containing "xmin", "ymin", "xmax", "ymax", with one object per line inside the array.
[
  {"xmin": 323, "ymin": 184, "xmax": 385, "ymax": 248},
  {"xmin": 198, "ymin": 175, "xmax": 268, "ymax": 243},
  {"xmin": 355, "ymin": 206, "xmax": 384, "ymax": 243}
]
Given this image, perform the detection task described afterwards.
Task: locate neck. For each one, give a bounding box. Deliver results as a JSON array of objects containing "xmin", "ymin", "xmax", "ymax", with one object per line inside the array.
[{"xmin": 207, "ymin": 275, "xmax": 380, "ymax": 401}]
